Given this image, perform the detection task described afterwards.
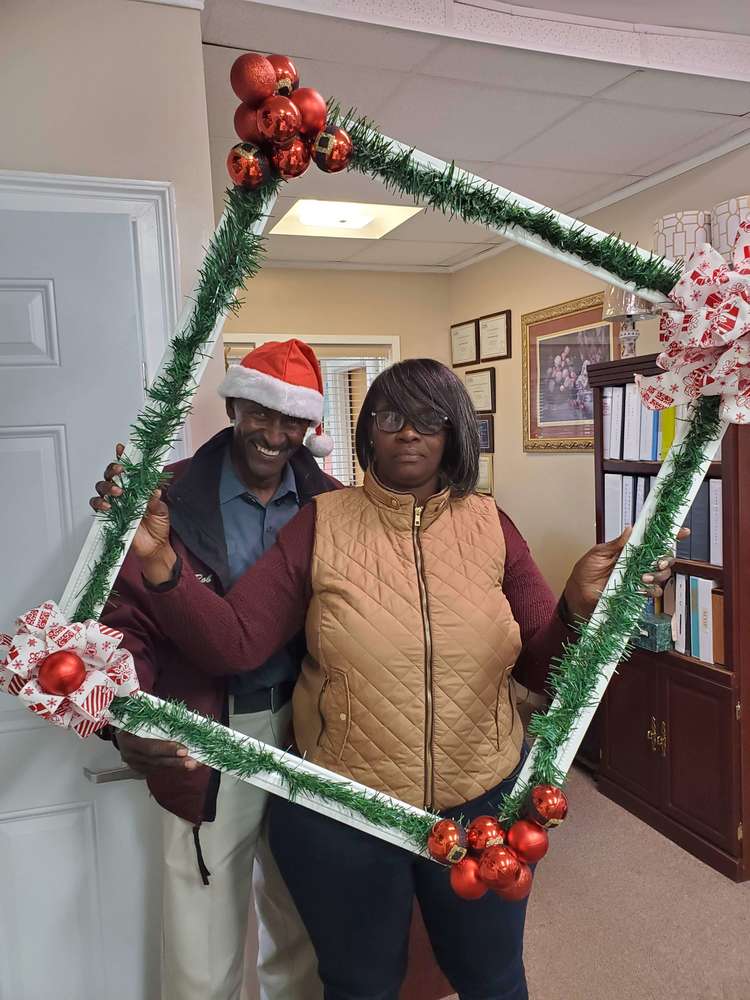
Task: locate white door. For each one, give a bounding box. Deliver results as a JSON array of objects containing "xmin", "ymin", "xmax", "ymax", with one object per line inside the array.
[{"xmin": 0, "ymin": 205, "xmax": 162, "ymax": 999}]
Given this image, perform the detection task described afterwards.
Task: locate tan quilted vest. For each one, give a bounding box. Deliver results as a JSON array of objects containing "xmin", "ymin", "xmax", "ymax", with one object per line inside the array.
[{"xmin": 292, "ymin": 470, "xmax": 524, "ymax": 811}]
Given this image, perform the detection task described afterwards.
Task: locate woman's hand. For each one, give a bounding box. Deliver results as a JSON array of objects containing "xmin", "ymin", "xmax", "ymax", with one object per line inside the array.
[
  {"xmin": 89, "ymin": 443, "xmax": 176, "ymax": 575},
  {"xmin": 563, "ymin": 526, "xmax": 689, "ymax": 622}
]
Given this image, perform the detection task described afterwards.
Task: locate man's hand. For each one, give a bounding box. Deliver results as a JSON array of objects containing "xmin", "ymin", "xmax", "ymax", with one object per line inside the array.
[
  {"xmin": 563, "ymin": 526, "xmax": 689, "ymax": 621},
  {"xmin": 117, "ymin": 731, "xmax": 200, "ymax": 776},
  {"xmin": 89, "ymin": 443, "xmax": 173, "ymax": 562}
]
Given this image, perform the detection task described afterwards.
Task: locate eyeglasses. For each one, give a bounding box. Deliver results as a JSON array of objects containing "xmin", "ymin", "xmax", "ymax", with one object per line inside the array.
[{"xmin": 371, "ymin": 410, "xmax": 450, "ymax": 435}]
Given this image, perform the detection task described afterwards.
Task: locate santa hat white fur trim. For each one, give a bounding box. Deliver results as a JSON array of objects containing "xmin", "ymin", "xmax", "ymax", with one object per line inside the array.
[
  {"xmin": 305, "ymin": 429, "xmax": 334, "ymax": 457},
  {"xmin": 218, "ymin": 366, "xmax": 324, "ymax": 425}
]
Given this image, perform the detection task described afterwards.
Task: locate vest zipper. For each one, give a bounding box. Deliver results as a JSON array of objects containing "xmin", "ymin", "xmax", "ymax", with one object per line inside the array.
[{"xmin": 412, "ymin": 504, "xmax": 434, "ymax": 809}]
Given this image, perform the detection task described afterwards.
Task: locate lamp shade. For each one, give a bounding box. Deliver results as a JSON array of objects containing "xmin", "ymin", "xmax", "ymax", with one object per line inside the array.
[
  {"xmin": 711, "ymin": 197, "xmax": 750, "ymax": 261},
  {"xmin": 654, "ymin": 210, "xmax": 711, "ymax": 261},
  {"xmin": 602, "ymin": 286, "xmax": 654, "ymax": 323}
]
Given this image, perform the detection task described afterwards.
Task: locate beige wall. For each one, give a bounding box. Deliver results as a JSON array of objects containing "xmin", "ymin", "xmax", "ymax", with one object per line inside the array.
[
  {"xmin": 1, "ymin": 0, "xmax": 216, "ymax": 440},
  {"xmin": 450, "ymin": 144, "xmax": 750, "ymax": 592}
]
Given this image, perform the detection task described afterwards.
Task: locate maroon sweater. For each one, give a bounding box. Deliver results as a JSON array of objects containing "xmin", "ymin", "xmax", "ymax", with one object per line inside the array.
[{"xmin": 146, "ymin": 501, "xmax": 573, "ymax": 699}]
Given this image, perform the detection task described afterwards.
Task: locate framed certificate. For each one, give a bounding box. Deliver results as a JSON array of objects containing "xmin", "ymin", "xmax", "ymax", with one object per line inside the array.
[
  {"xmin": 465, "ymin": 367, "xmax": 496, "ymax": 413},
  {"xmin": 450, "ymin": 320, "xmax": 479, "ymax": 368},
  {"xmin": 479, "ymin": 310, "xmax": 511, "ymax": 362},
  {"xmin": 477, "ymin": 454, "xmax": 494, "ymax": 495},
  {"xmin": 477, "ymin": 414, "xmax": 494, "ymax": 453}
]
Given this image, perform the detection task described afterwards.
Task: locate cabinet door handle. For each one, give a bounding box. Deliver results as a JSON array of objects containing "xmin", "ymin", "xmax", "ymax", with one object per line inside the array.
[
  {"xmin": 656, "ymin": 721, "xmax": 668, "ymax": 757},
  {"xmin": 646, "ymin": 716, "xmax": 658, "ymax": 752}
]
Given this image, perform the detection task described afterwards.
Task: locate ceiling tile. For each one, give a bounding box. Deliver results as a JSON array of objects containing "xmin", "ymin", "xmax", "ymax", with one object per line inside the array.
[
  {"xmin": 506, "ymin": 101, "xmax": 730, "ymax": 173},
  {"xmin": 377, "ymin": 75, "xmax": 582, "ymax": 161},
  {"xmin": 630, "ymin": 117, "xmax": 750, "ymax": 174},
  {"xmin": 599, "ymin": 69, "xmax": 750, "ymax": 115},
  {"xmin": 418, "ymin": 38, "xmax": 635, "ymax": 96},
  {"xmin": 346, "ymin": 240, "xmax": 478, "ymax": 266},
  {"xmin": 494, "ymin": 0, "xmax": 750, "ymax": 34},
  {"xmin": 264, "ymin": 235, "xmax": 365, "ymax": 263},
  {"xmin": 457, "ymin": 161, "xmax": 642, "ymax": 215},
  {"xmin": 203, "ymin": 0, "xmax": 443, "ymax": 71}
]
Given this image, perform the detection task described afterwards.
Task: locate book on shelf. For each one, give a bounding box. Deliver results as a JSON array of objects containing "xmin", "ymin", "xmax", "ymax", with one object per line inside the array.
[
  {"xmin": 602, "ymin": 387, "xmax": 613, "ymax": 460},
  {"xmin": 675, "ymin": 574, "xmax": 687, "ymax": 654},
  {"xmin": 622, "ymin": 475, "xmax": 635, "ymax": 529},
  {"xmin": 609, "ymin": 386, "xmax": 624, "ymax": 460},
  {"xmin": 671, "ymin": 573, "xmax": 723, "ymax": 666},
  {"xmin": 604, "ymin": 473, "xmax": 623, "ymax": 541},
  {"xmin": 710, "ymin": 479, "xmax": 723, "ymax": 566},
  {"xmin": 659, "ymin": 407, "xmax": 676, "ymax": 461},
  {"xmin": 634, "ymin": 476, "xmax": 647, "ymax": 520},
  {"xmin": 690, "ymin": 481, "xmax": 710, "ymax": 563},
  {"xmin": 623, "ymin": 383, "xmax": 641, "ymax": 461},
  {"xmin": 712, "ymin": 589, "xmax": 725, "ymax": 666}
]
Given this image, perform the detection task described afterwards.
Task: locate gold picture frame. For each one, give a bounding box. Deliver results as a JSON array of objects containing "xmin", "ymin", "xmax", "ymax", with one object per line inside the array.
[{"xmin": 522, "ymin": 292, "xmax": 617, "ymax": 452}]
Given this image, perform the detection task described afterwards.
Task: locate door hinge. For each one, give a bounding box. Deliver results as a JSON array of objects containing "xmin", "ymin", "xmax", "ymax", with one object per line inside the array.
[
  {"xmin": 737, "ymin": 701, "xmax": 742, "ymax": 721},
  {"xmin": 738, "ymin": 822, "xmax": 743, "ymax": 843}
]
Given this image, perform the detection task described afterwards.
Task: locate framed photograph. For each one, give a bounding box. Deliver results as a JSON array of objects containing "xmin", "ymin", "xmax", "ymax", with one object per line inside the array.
[
  {"xmin": 465, "ymin": 367, "xmax": 496, "ymax": 413},
  {"xmin": 477, "ymin": 454, "xmax": 494, "ymax": 495},
  {"xmin": 522, "ymin": 292, "xmax": 617, "ymax": 452},
  {"xmin": 477, "ymin": 414, "xmax": 494, "ymax": 453},
  {"xmin": 450, "ymin": 320, "xmax": 479, "ymax": 368},
  {"xmin": 479, "ymin": 310, "xmax": 511, "ymax": 362}
]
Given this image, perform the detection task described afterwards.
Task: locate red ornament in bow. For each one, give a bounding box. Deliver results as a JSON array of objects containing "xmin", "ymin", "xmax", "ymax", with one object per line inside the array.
[
  {"xmin": 636, "ymin": 220, "xmax": 750, "ymax": 424},
  {"xmin": 0, "ymin": 601, "xmax": 139, "ymax": 737}
]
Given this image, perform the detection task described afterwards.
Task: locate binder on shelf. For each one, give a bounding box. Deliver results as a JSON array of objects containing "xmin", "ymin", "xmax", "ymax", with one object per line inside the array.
[
  {"xmin": 639, "ymin": 399, "xmax": 653, "ymax": 461},
  {"xmin": 696, "ymin": 577, "xmax": 716, "ymax": 664},
  {"xmin": 602, "ymin": 387, "xmax": 613, "ymax": 460},
  {"xmin": 651, "ymin": 411, "xmax": 660, "ymax": 461},
  {"xmin": 609, "ymin": 386, "xmax": 624, "ymax": 460},
  {"xmin": 690, "ymin": 481, "xmax": 710, "ymax": 563},
  {"xmin": 709, "ymin": 479, "xmax": 723, "ymax": 566},
  {"xmin": 676, "ymin": 505, "xmax": 692, "ymax": 560},
  {"xmin": 675, "ymin": 574, "xmax": 687, "ymax": 654},
  {"xmin": 712, "ymin": 589, "xmax": 725, "ymax": 666},
  {"xmin": 623, "ymin": 384, "xmax": 641, "ymax": 461},
  {"xmin": 604, "ymin": 474, "xmax": 623, "ymax": 542},
  {"xmin": 622, "ymin": 475, "xmax": 635, "ymax": 529},
  {"xmin": 634, "ymin": 476, "xmax": 647, "ymax": 520},
  {"xmin": 689, "ymin": 577, "xmax": 701, "ymax": 659},
  {"xmin": 659, "ymin": 407, "xmax": 676, "ymax": 461}
]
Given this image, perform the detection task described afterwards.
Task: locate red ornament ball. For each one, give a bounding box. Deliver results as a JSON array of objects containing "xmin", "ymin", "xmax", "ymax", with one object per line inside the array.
[
  {"xmin": 467, "ymin": 815, "xmax": 505, "ymax": 854},
  {"xmin": 529, "ymin": 784, "xmax": 568, "ymax": 829},
  {"xmin": 477, "ymin": 844, "xmax": 521, "ymax": 889},
  {"xmin": 257, "ymin": 95, "xmax": 302, "ymax": 147},
  {"xmin": 267, "ymin": 53, "xmax": 299, "ymax": 97},
  {"xmin": 449, "ymin": 857, "xmax": 488, "ymax": 900},
  {"xmin": 493, "ymin": 862, "xmax": 533, "ymax": 902},
  {"xmin": 506, "ymin": 820, "xmax": 549, "ymax": 865},
  {"xmin": 234, "ymin": 103, "xmax": 265, "ymax": 146},
  {"xmin": 311, "ymin": 125, "xmax": 353, "ymax": 173},
  {"xmin": 226, "ymin": 143, "xmax": 272, "ymax": 190},
  {"xmin": 230, "ymin": 53, "xmax": 276, "ymax": 108},
  {"xmin": 290, "ymin": 87, "xmax": 328, "ymax": 137},
  {"xmin": 271, "ymin": 136, "xmax": 311, "ymax": 180},
  {"xmin": 38, "ymin": 651, "xmax": 87, "ymax": 696},
  {"xmin": 427, "ymin": 819, "xmax": 467, "ymax": 864}
]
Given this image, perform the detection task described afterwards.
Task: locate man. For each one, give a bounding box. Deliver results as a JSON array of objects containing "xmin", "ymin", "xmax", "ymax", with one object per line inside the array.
[{"xmin": 92, "ymin": 339, "xmax": 338, "ymax": 1000}]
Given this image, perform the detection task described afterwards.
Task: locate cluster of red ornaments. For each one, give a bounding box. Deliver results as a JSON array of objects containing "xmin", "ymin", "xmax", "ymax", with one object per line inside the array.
[
  {"xmin": 226, "ymin": 52, "xmax": 353, "ymax": 189},
  {"xmin": 427, "ymin": 785, "xmax": 568, "ymax": 902}
]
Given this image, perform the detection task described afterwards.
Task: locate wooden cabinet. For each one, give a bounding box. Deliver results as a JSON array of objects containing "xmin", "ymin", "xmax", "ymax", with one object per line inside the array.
[{"xmin": 589, "ymin": 355, "xmax": 750, "ymax": 881}]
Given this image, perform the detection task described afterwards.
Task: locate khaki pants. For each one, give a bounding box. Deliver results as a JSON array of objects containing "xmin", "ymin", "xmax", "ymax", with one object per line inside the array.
[{"xmin": 161, "ymin": 705, "xmax": 322, "ymax": 1000}]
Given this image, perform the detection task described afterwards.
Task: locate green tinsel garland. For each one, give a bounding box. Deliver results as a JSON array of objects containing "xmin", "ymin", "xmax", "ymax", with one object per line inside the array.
[
  {"xmin": 498, "ymin": 394, "xmax": 723, "ymax": 825},
  {"xmin": 73, "ymin": 183, "xmax": 279, "ymax": 621},
  {"xmin": 63, "ymin": 114, "xmax": 709, "ymax": 848},
  {"xmin": 329, "ymin": 106, "xmax": 682, "ymax": 296},
  {"xmin": 110, "ymin": 693, "xmax": 439, "ymax": 850}
]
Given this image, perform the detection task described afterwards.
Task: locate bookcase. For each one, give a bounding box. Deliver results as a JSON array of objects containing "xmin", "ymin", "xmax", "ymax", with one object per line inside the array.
[{"xmin": 587, "ymin": 354, "xmax": 750, "ymax": 881}]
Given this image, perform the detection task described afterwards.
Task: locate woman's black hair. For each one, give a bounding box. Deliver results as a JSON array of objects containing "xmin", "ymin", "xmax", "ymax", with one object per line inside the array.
[{"xmin": 355, "ymin": 358, "xmax": 480, "ymax": 497}]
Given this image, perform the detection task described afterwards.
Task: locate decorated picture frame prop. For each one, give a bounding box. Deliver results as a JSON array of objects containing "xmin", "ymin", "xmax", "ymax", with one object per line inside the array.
[{"xmin": 4, "ymin": 50, "xmax": 749, "ymax": 905}]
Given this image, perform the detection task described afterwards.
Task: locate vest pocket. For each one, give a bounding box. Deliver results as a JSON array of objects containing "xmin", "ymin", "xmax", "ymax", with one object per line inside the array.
[
  {"xmin": 317, "ymin": 668, "xmax": 352, "ymax": 761},
  {"xmin": 495, "ymin": 672, "xmax": 516, "ymax": 751}
]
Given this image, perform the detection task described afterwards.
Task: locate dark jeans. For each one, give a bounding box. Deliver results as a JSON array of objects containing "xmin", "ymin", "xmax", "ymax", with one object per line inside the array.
[{"xmin": 268, "ymin": 761, "xmax": 529, "ymax": 1000}]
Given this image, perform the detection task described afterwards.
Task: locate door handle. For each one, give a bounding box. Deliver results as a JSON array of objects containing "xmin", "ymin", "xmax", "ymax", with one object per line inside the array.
[
  {"xmin": 646, "ymin": 716, "xmax": 658, "ymax": 752},
  {"xmin": 83, "ymin": 764, "xmax": 144, "ymax": 783},
  {"xmin": 656, "ymin": 721, "xmax": 668, "ymax": 757}
]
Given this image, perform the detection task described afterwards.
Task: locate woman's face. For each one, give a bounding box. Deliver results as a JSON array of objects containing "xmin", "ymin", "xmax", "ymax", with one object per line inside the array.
[{"xmin": 369, "ymin": 394, "xmax": 447, "ymax": 494}]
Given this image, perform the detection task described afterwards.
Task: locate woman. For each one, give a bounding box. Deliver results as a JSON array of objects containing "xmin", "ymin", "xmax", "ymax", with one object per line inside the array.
[{"xmin": 128, "ymin": 359, "xmax": 675, "ymax": 1000}]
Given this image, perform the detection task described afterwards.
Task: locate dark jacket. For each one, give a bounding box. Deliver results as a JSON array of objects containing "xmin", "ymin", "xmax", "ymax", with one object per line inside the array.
[{"xmin": 101, "ymin": 427, "xmax": 339, "ymax": 825}]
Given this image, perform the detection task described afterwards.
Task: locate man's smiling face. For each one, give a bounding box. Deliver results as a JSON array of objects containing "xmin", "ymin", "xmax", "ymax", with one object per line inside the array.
[{"xmin": 227, "ymin": 396, "xmax": 309, "ymax": 482}]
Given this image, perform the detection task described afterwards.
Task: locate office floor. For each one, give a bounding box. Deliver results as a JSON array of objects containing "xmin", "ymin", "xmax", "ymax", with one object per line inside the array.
[{"xmin": 450, "ymin": 767, "xmax": 750, "ymax": 1000}]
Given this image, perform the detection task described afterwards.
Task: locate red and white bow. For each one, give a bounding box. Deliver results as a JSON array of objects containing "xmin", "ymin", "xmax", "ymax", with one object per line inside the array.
[
  {"xmin": 636, "ymin": 219, "xmax": 750, "ymax": 423},
  {"xmin": 0, "ymin": 601, "xmax": 139, "ymax": 738}
]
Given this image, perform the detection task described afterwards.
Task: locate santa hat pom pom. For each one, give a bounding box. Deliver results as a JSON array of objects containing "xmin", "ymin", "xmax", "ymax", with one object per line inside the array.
[{"xmin": 306, "ymin": 425, "xmax": 334, "ymax": 458}]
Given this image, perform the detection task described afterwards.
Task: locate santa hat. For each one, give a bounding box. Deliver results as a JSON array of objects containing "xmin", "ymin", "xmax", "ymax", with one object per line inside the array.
[{"xmin": 218, "ymin": 339, "xmax": 334, "ymax": 457}]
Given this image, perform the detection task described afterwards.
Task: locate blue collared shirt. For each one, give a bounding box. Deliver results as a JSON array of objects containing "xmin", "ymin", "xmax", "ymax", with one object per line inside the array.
[{"xmin": 219, "ymin": 449, "xmax": 301, "ymax": 695}]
